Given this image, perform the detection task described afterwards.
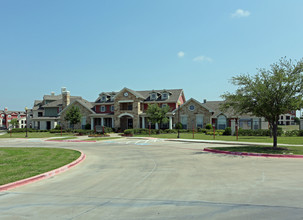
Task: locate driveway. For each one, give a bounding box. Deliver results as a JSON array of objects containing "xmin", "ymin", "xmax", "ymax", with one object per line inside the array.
[{"xmin": 0, "ymin": 138, "xmax": 303, "ymax": 219}]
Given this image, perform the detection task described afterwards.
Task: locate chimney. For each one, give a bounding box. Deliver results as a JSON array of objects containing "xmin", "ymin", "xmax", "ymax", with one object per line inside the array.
[
  {"xmin": 203, "ymin": 99, "xmax": 207, "ymax": 103},
  {"xmin": 62, "ymin": 87, "xmax": 70, "ymax": 109},
  {"xmin": 51, "ymin": 92, "xmax": 55, "ymax": 96}
]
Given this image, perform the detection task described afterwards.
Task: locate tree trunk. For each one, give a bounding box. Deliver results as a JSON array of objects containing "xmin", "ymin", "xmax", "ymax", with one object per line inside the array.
[{"xmin": 272, "ymin": 122, "xmax": 278, "ymax": 148}]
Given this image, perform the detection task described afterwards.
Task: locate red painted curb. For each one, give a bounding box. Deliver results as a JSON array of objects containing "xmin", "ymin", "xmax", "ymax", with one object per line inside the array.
[
  {"xmin": 0, "ymin": 151, "xmax": 86, "ymax": 191},
  {"xmin": 204, "ymin": 148, "xmax": 303, "ymax": 158},
  {"xmin": 45, "ymin": 139, "xmax": 96, "ymax": 142}
]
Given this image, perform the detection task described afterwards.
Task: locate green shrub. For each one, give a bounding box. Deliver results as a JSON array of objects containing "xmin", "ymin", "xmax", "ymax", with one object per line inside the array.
[
  {"xmin": 175, "ymin": 122, "xmax": 183, "ymax": 129},
  {"xmin": 85, "ymin": 124, "xmax": 91, "ymax": 130},
  {"xmin": 124, "ymin": 129, "xmax": 134, "ymax": 134},
  {"xmin": 54, "ymin": 125, "xmax": 61, "ymax": 130},
  {"xmin": 205, "ymin": 124, "xmax": 213, "ymax": 129},
  {"xmin": 223, "ymin": 127, "xmax": 232, "ymax": 135}
]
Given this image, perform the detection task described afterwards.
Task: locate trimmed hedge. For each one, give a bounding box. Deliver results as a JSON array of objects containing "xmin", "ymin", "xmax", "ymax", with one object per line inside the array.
[
  {"xmin": 11, "ymin": 128, "xmax": 48, "ymax": 133},
  {"xmin": 238, "ymin": 128, "xmax": 283, "ymax": 136},
  {"xmin": 285, "ymin": 130, "xmax": 303, "ymax": 137}
]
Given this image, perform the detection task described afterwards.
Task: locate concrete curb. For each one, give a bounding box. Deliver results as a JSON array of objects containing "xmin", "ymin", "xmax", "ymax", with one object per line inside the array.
[
  {"xmin": 0, "ymin": 151, "xmax": 86, "ymax": 191},
  {"xmin": 45, "ymin": 140, "xmax": 96, "ymax": 143},
  {"xmin": 204, "ymin": 148, "xmax": 303, "ymax": 158}
]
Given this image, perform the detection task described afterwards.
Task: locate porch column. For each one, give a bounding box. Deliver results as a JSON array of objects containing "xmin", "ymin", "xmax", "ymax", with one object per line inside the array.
[
  {"xmin": 142, "ymin": 116, "xmax": 145, "ymax": 128},
  {"xmin": 101, "ymin": 118, "xmax": 104, "ymax": 126},
  {"xmin": 155, "ymin": 122, "xmax": 159, "ymax": 130},
  {"xmin": 169, "ymin": 116, "xmax": 172, "ymax": 129},
  {"xmin": 91, "ymin": 117, "xmax": 94, "ymax": 130}
]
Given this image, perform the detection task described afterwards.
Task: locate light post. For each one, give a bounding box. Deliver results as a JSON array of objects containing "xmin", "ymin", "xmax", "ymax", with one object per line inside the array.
[
  {"xmin": 212, "ymin": 123, "xmax": 216, "ymax": 139},
  {"xmin": 25, "ymin": 107, "xmax": 28, "ymax": 138}
]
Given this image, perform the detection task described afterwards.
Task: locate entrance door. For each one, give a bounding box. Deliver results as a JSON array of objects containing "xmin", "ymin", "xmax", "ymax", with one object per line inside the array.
[
  {"xmin": 127, "ymin": 118, "xmax": 133, "ymax": 129},
  {"xmin": 46, "ymin": 121, "xmax": 51, "ymax": 130}
]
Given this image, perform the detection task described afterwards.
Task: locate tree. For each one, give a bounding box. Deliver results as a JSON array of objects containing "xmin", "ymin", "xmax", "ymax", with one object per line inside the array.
[
  {"xmin": 294, "ymin": 117, "xmax": 300, "ymax": 125},
  {"xmin": 221, "ymin": 58, "xmax": 303, "ymax": 148},
  {"xmin": 64, "ymin": 106, "xmax": 82, "ymax": 129},
  {"xmin": 9, "ymin": 118, "xmax": 18, "ymax": 128},
  {"xmin": 146, "ymin": 104, "xmax": 170, "ymax": 129}
]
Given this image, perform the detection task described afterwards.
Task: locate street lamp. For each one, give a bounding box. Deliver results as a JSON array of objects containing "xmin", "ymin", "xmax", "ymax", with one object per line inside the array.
[
  {"xmin": 177, "ymin": 104, "xmax": 180, "ymax": 138},
  {"xmin": 25, "ymin": 107, "xmax": 28, "ymax": 138}
]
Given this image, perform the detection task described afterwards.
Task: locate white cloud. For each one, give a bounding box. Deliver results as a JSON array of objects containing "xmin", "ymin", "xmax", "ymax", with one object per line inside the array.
[
  {"xmin": 177, "ymin": 51, "xmax": 185, "ymax": 58},
  {"xmin": 231, "ymin": 9, "xmax": 250, "ymax": 18},
  {"xmin": 193, "ymin": 56, "xmax": 213, "ymax": 63}
]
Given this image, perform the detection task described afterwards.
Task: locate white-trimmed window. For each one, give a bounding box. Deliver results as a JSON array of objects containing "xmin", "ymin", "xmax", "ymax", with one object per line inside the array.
[
  {"xmin": 81, "ymin": 116, "xmax": 86, "ymax": 129},
  {"xmin": 181, "ymin": 115, "xmax": 188, "ymax": 129},
  {"xmin": 111, "ymin": 105, "xmax": 114, "ymax": 112},
  {"xmin": 8, "ymin": 115, "xmax": 11, "ymax": 118},
  {"xmin": 196, "ymin": 115, "xmax": 204, "ymax": 128},
  {"xmin": 151, "ymin": 93, "xmax": 157, "ymax": 100},
  {"xmin": 217, "ymin": 115, "xmax": 227, "ymax": 129},
  {"xmin": 101, "ymin": 106, "xmax": 106, "ymax": 112},
  {"xmin": 162, "ymin": 93, "xmax": 168, "ymax": 100},
  {"xmin": 101, "ymin": 96, "xmax": 106, "ymax": 102},
  {"xmin": 253, "ymin": 118, "xmax": 260, "ymax": 130},
  {"xmin": 189, "ymin": 105, "xmax": 195, "ymax": 111}
]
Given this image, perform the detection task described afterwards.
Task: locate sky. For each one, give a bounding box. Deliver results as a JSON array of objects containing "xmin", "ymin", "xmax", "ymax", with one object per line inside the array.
[{"xmin": 1, "ymin": 0, "xmax": 303, "ymax": 112}]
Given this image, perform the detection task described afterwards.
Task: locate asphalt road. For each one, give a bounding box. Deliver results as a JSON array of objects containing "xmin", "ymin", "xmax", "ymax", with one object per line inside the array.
[{"xmin": 0, "ymin": 138, "xmax": 303, "ymax": 220}]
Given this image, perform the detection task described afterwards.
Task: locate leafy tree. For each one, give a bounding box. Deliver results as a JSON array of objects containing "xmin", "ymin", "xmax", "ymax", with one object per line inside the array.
[
  {"xmin": 221, "ymin": 58, "xmax": 303, "ymax": 148},
  {"xmin": 64, "ymin": 106, "xmax": 82, "ymax": 129},
  {"xmin": 146, "ymin": 104, "xmax": 170, "ymax": 129},
  {"xmin": 9, "ymin": 118, "xmax": 19, "ymax": 128},
  {"xmin": 294, "ymin": 117, "xmax": 300, "ymax": 125}
]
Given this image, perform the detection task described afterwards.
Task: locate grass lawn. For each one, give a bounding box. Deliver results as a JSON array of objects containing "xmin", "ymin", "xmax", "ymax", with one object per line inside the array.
[
  {"xmin": 0, "ymin": 147, "xmax": 81, "ymax": 186},
  {"xmin": 134, "ymin": 133, "xmax": 303, "ymax": 145},
  {"xmin": 0, "ymin": 132, "xmax": 75, "ymax": 139},
  {"xmin": 208, "ymin": 145, "xmax": 303, "ymax": 155},
  {"xmin": 85, "ymin": 137, "xmax": 121, "ymax": 141}
]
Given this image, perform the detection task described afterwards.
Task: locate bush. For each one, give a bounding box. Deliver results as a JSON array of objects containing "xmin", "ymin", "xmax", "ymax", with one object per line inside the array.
[
  {"xmin": 175, "ymin": 122, "xmax": 183, "ymax": 129},
  {"xmin": 205, "ymin": 124, "xmax": 213, "ymax": 129},
  {"xmin": 54, "ymin": 125, "xmax": 61, "ymax": 130},
  {"xmin": 85, "ymin": 124, "xmax": 91, "ymax": 130},
  {"xmin": 124, "ymin": 129, "xmax": 134, "ymax": 135},
  {"xmin": 223, "ymin": 127, "xmax": 232, "ymax": 135},
  {"xmin": 237, "ymin": 128, "xmax": 283, "ymax": 136}
]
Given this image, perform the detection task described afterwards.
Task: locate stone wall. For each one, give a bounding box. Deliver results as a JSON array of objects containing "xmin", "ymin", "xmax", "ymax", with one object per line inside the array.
[
  {"xmin": 113, "ymin": 88, "xmax": 143, "ymax": 129},
  {"xmin": 176, "ymin": 99, "xmax": 212, "ymax": 129},
  {"xmin": 60, "ymin": 101, "xmax": 92, "ymax": 129}
]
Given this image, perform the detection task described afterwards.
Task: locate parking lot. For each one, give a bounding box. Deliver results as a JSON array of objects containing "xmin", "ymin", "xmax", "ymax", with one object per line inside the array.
[{"xmin": 0, "ymin": 138, "xmax": 303, "ymax": 219}]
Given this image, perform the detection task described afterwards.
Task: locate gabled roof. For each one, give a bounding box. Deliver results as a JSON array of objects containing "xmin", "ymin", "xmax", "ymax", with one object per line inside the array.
[
  {"xmin": 202, "ymin": 101, "xmax": 253, "ymax": 118},
  {"xmin": 172, "ymin": 98, "xmax": 213, "ymax": 113},
  {"xmin": 58, "ymin": 99, "xmax": 95, "ymax": 116},
  {"xmin": 136, "ymin": 89, "xmax": 184, "ymax": 103},
  {"xmin": 42, "ymin": 96, "xmax": 82, "ymax": 108},
  {"xmin": 43, "ymin": 94, "xmax": 62, "ymax": 101}
]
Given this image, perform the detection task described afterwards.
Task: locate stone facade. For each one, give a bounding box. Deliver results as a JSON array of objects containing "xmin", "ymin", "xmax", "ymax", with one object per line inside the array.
[
  {"xmin": 60, "ymin": 101, "xmax": 92, "ymax": 129},
  {"xmin": 113, "ymin": 88, "xmax": 144, "ymax": 129},
  {"xmin": 175, "ymin": 98, "xmax": 212, "ymax": 129}
]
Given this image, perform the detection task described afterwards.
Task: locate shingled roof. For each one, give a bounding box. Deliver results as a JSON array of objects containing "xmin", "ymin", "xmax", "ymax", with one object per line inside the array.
[{"xmin": 202, "ymin": 101, "xmax": 253, "ymax": 118}]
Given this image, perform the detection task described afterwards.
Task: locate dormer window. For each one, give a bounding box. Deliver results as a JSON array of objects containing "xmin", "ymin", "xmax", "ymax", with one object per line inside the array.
[
  {"xmin": 162, "ymin": 93, "xmax": 168, "ymax": 100},
  {"xmin": 151, "ymin": 93, "xmax": 157, "ymax": 100},
  {"xmin": 101, "ymin": 96, "xmax": 107, "ymax": 102}
]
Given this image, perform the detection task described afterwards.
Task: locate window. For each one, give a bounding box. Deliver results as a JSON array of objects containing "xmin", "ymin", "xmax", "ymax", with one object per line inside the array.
[
  {"xmin": 189, "ymin": 105, "xmax": 195, "ymax": 111},
  {"xmin": 286, "ymin": 116, "xmax": 290, "ymax": 120},
  {"xmin": 151, "ymin": 93, "xmax": 157, "ymax": 100},
  {"xmin": 120, "ymin": 103, "xmax": 133, "ymax": 110},
  {"xmin": 81, "ymin": 116, "xmax": 86, "ymax": 129},
  {"xmin": 8, "ymin": 115, "xmax": 11, "ymax": 118},
  {"xmin": 101, "ymin": 106, "xmax": 106, "ymax": 112},
  {"xmin": 101, "ymin": 96, "xmax": 106, "ymax": 102},
  {"xmin": 253, "ymin": 118, "xmax": 259, "ymax": 130},
  {"xmin": 111, "ymin": 105, "xmax": 114, "ymax": 112},
  {"xmin": 38, "ymin": 112, "xmax": 43, "ymax": 117},
  {"xmin": 181, "ymin": 115, "xmax": 188, "ymax": 129},
  {"xmin": 217, "ymin": 115, "xmax": 227, "ymax": 130},
  {"xmin": 162, "ymin": 93, "xmax": 168, "ymax": 100},
  {"xmin": 162, "ymin": 104, "xmax": 168, "ymax": 108},
  {"xmin": 280, "ymin": 116, "xmax": 284, "ymax": 120},
  {"xmin": 196, "ymin": 115, "xmax": 203, "ymax": 128}
]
